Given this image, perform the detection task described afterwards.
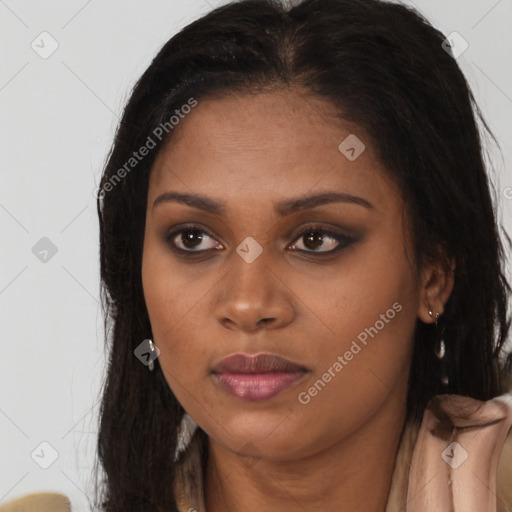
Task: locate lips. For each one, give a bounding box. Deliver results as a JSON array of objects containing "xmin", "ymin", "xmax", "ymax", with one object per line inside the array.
[
  {"xmin": 211, "ymin": 353, "xmax": 308, "ymax": 374},
  {"xmin": 211, "ymin": 353, "xmax": 309, "ymax": 401}
]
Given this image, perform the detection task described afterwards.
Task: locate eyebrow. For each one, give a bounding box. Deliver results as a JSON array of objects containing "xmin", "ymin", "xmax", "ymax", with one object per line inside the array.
[{"xmin": 152, "ymin": 191, "xmax": 374, "ymax": 215}]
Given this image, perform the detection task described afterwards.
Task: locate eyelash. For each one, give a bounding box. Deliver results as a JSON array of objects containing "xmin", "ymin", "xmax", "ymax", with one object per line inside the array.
[{"xmin": 164, "ymin": 223, "xmax": 357, "ymax": 259}]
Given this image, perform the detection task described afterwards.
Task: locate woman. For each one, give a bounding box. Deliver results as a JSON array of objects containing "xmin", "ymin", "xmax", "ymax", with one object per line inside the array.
[{"xmin": 93, "ymin": 0, "xmax": 512, "ymax": 510}]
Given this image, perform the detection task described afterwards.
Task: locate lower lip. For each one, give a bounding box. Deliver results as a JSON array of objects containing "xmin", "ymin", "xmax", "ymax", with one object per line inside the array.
[{"xmin": 213, "ymin": 371, "xmax": 307, "ymax": 401}]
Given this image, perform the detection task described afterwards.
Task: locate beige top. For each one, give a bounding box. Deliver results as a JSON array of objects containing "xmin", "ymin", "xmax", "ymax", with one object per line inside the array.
[
  {"xmin": 173, "ymin": 392, "xmax": 512, "ymax": 511},
  {"xmin": 0, "ymin": 493, "xmax": 71, "ymax": 512}
]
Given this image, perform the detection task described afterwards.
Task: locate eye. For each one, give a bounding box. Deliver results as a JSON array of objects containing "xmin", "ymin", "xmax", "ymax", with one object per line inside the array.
[
  {"xmin": 164, "ymin": 224, "xmax": 356, "ymax": 257},
  {"xmin": 165, "ymin": 225, "xmax": 223, "ymax": 254},
  {"xmin": 289, "ymin": 226, "xmax": 354, "ymax": 255}
]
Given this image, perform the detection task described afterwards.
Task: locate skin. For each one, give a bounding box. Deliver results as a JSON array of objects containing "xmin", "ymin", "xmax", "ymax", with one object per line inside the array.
[{"xmin": 141, "ymin": 88, "xmax": 455, "ymax": 512}]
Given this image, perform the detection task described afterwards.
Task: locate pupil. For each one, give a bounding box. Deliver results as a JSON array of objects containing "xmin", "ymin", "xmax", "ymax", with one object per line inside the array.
[
  {"xmin": 182, "ymin": 229, "xmax": 203, "ymax": 249},
  {"xmin": 304, "ymin": 230, "xmax": 323, "ymax": 250}
]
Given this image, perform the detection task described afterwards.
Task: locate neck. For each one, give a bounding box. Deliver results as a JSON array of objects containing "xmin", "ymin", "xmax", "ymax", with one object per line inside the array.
[{"xmin": 205, "ymin": 395, "xmax": 408, "ymax": 512}]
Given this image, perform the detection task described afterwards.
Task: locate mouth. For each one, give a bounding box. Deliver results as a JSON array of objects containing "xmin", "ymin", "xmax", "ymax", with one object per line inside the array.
[{"xmin": 210, "ymin": 353, "xmax": 310, "ymax": 401}]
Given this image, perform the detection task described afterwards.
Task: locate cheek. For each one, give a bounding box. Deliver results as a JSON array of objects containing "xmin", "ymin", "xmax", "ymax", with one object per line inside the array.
[
  {"xmin": 303, "ymin": 231, "xmax": 419, "ymax": 404},
  {"xmin": 142, "ymin": 233, "xmax": 200, "ymax": 338},
  {"xmin": 141, "ymin": 238, "xmax": 213, "ymax": 395},
  {"xmin": 291, "ymin": 283, "xmax": 417, "ymax": 455},
  {"xmin": 312, "ymin": 231, "xmax": 417, "ymax": 351}
]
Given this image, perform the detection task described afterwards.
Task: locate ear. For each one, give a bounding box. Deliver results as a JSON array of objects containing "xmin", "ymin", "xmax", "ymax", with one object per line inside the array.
[{"xmin": 417, "ymin": 255, "xmax": 456, "ymax": 324}]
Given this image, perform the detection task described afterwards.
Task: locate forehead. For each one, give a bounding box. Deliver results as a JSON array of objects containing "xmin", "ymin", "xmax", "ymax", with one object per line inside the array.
[{"xmin": 148, "ymin": 89, "xmax": 401, "ymax": 213}]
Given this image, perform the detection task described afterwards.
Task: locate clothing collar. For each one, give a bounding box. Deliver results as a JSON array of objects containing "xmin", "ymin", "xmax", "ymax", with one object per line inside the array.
[{"xmin": 173, "ymin": 392, "xmax": 512, "ymax": 512}]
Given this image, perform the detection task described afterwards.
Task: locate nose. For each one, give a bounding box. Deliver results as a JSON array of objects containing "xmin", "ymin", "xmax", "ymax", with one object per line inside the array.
[{"xmin": 213, "ymin": 254, "xmax": 295, "ymax": 332}]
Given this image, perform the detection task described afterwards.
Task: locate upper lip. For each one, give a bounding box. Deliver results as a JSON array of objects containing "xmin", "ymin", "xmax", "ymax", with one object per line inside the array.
[{"xmin": 211, "ymin": 353, "xmax": 309, "ymax": 374}]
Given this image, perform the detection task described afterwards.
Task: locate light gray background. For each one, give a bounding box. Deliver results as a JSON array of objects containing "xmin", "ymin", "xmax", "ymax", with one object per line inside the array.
[{"xmin": 1, "ymin": 1, "xmax": 511, "ymax": 510}]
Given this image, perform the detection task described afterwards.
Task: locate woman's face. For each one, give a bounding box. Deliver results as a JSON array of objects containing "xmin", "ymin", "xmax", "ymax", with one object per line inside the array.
[{"xmin": 141, "ymin": 89, "xmax": 442, "ymax": 460}]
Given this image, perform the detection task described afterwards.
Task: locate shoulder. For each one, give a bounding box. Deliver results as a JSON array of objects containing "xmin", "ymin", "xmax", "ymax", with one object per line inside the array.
[{"xmin": 388, "ymin": 392, "xmax": 512, "ymax": 512}]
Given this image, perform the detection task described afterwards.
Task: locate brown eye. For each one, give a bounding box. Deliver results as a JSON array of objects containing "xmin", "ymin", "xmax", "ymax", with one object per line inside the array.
[
  {"xmin": 164, "ymin": 224, "xmax": 356, "ymax": 259},
  {"xmin": 166, "ymin": 227, "xmax": 221, "ymax": 253},
  {"xmin": 290, "ymin": 228, "xmax": 354, "ymax": 254}
]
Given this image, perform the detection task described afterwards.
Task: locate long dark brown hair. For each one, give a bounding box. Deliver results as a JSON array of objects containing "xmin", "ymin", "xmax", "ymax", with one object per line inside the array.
[{"xmin": 92, "ymin": 0, "xmax": 512, "ymax": 510}]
